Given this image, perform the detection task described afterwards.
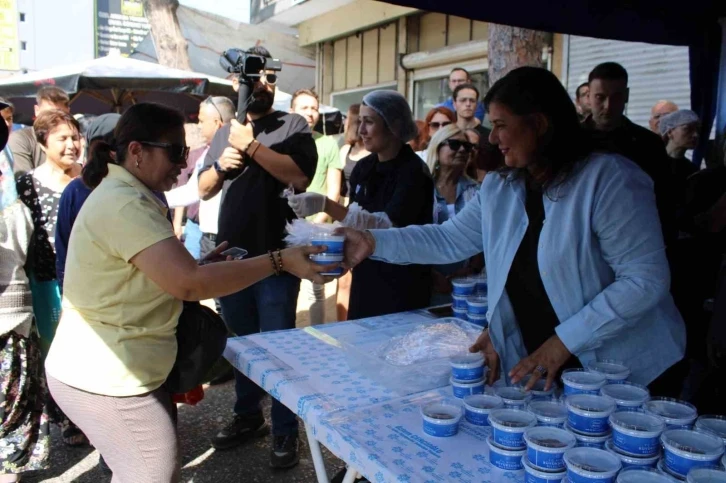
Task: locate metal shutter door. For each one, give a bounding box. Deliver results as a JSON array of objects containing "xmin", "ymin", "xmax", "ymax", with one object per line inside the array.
[{"xmin": 565, "ymin": 35, "xmax": 691, "ymax": 129}]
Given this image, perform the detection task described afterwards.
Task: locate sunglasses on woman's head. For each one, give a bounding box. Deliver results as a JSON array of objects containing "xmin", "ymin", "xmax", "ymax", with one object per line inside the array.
[
  {"xmin": 139, "ymin": 141, "xmax": 190, "ymax": 165},
  {"xmin": 440, "ymin": 139, "xmax": 475, "ymax": 152},
  {"xmin": 429, "ymin": 121, "xmax": 452, "ymax": 129}
]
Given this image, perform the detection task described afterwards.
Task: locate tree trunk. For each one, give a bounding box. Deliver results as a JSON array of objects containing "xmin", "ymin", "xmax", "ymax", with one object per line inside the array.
[
  {"xmin": 488, "ymin": 24, "xmax": 552, "ymax": 85},
  {"xmin": 142, "ymin": 0, "xmax": 192, "ymax": 70}
]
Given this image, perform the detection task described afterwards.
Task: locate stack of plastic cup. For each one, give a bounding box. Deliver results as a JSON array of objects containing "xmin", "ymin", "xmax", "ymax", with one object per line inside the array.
[
  {"xmin": 606, "ymin": 411, "xmax": 665, "ymax": 469},
  {"xmin": 487, "ymin": 408, "xmax": 537, "ymax": 470},
  {"xmin": 451, "ymin": 277, "xmax": 476, "ymax": 320},
  {"xmin": 309, "ymin": 233, "xmax": 345, "ymax": 276},
  {"xmin": 466, "ymin": 295, "xmax": 488, "ymax": 328},
  {"xmin": 449, "ymin": 353, "xmax": 485, "ymax": 399}
]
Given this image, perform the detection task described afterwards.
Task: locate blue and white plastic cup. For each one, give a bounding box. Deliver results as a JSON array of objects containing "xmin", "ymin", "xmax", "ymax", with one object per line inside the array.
[
  {"xmin": 467, "ymin": 313, "xmax": 487, "ymax": 328},
  {"xmin": 587, "ymin": 360, "xmax": 631, "ymax": 384},
  {"xmin": 566, "ymin": 394, "xmax": 616, "ymax": 435},
  {"xmin": 616, "ymin": 468, "xmax": 676, "ymax": 483},
  {"xmin": 523, "ymin": 456, "xmax": 567, "ymax": 483},
  {"xmin": 686, "ymin": 468, "xmax": 726, "ymax": 483},
  {"xmin": 309, "ymin": 253, "xmax": 344, "ymax": 276},
  {"xmin": 562, "ymin": 369, "xmax": 607, "ymax": 396},
  {"xmin": 496, "ymin": 386, "xmax": 533, "ymax": 409},
  {"xmin": 451, "ymin": 278, "xmax": 477, "ymax": 296},
  {"xmin": 520, "ymin": 376, "xmax": 557, "ymax": 401},
  {"xmin": 488, "ymin": 408, "xmax": 537, "ymax": 449},
  {"xmin": 452, "ymin": 307, "xmax": 468, "ymax": 320},
  {"xmin": 488, "ymin": 436, "xmax": 526, "ymax": 470},
  {"xmin": 610, "ymin": 411, "xmax": 666, "ymax": 457},
  {"xmin": 525, "ymin": 426, "xmax": 576, "ymax": 471},
  {"xmin": 310, "ymin": 233, "xmax": 345, "ymax": 255},
  {"xmin": 600, "ymin": 382, "xmax": 650, "ymax": 411},
  {"xmin": 564, "ymin": 447, "xmax": 622, "ymax": 483},
  {"xmin": 421, "ymin": 402, "xmax": 463, "ymax": 437},
  {"xmin": 450, "ymin": 353, "xmax": 485, "ymax": 381},
  {"xmin": 605, "ymin": 440, "xmax": 660, "ymax": 469},
  {"xmin": 644, "ymin": 398, "xmax": 698, "ymax": 430},
  {"xmin": 463, "ymin": 394, "xmax": 503, "ymax": 426},
  {"xmin": 451, "ymin": 377, "xmax": 484, "ymax": 399},
  {"xmin": 694, "ymin": 415, "xmax": 726, "ymax": 448},
  {"xmin": 528, "ymin": 400, "xmax": 568, "ymax": 428},
  {"xmin": 452, "ymin": 294, "xmax": 469, "ymax": 310},
  {"xmin": 472, "ymin": 272, "xmax": 488, "ymax": 294},
  {"xmin": 660, "ymin": 429, "xmax": 725, "ymax": 478},
  {"xmin": 566, "ymin": 423, "xmax": 612, "ymax": 449},
  {"xmin": 466, "ymin": 295, "xmax": 488, "ymax": 315}
]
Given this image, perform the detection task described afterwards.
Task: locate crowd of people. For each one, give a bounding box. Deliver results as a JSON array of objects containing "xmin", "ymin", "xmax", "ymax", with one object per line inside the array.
[{"xmin": 0, "ymin": 44, "xmax": 724, "ymax": 483}]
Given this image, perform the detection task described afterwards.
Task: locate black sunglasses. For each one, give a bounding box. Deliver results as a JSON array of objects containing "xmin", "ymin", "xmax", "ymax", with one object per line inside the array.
[
  {"xmin": 439, "ymin": 139, "xmax": 475, "ymax": 153},
  {"xmin": 429, "ymin": 121, "xmax": 452, "ymax": 129},
  {"xmin": 204, "ymin": 96, "xmax": 223, "ymax": 120},
  {"xmin": 139, "ymin": 141, "xmax": 190, "ymax": 165}
]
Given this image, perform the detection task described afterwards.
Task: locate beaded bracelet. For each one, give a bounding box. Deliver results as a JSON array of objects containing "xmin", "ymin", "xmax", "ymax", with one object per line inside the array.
[
  {"xmin": 275, "ymin": 249, "xmax": 283, "ymax": 273},
  {"xmin": 268, "ymin": 250, "xmax": 280, "ymax": 276}
]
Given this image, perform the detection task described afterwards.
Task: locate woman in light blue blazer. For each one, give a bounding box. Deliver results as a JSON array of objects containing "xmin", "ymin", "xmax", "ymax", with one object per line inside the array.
[{"xmin": 339, "ymin": 67, "xmax": 686, "ymax": 397}]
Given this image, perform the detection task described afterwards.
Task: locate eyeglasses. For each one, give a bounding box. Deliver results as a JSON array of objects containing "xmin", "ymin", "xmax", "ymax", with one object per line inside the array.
[
  {"xmin": 204, "ymin": 96, "xmax": 223, "ymax": 120},
  {"xmin": 429, "ymin": 121, "xmax": 452, "ymax": 129},
  {"xmin": 139, "ymin": 141, "xmax": 190, "ymax": 165},
  {"xmin": 439, "ymin": 139, "xmax": 475, "ymax": 153}
]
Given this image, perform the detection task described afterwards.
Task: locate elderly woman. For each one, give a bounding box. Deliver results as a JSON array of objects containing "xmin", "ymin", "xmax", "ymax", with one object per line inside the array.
[
  {"xmin": 16, "ymin": 110, "xmax": 86, "ymax": 446},
  {"xmin": 339, "ymin": 67, "xmax": 686, "ymax": 395},
  {"xmin": 289, "ymin": 90, "xmax": 433, "ymax": 319},
  {"xmin": 426, "ymin": 124, "xmax": 482, "ymax": 305},
  {"xmin": 44, "ymin": 103, "xmax": 329, "ymax": 482},
  {"xmin": 1, "ymin": 102, "xmax": 49, "ymax": 483},
  {"xmin": 660, "ymin": 109, "xmax": 700, "ymax": 191}
]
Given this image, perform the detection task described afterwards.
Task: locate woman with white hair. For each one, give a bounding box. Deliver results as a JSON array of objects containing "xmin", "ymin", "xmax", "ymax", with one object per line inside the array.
[
  {"xmin": 426, "ymin": 124, "xmax": 483, "ymax": 305},
  {"xmin": 288, "ymin": 90, "xmax": 433, "ymax": 319},
  {"xmin": 660, "ymin": 109, "xmax": 700, "ymax": 190}
]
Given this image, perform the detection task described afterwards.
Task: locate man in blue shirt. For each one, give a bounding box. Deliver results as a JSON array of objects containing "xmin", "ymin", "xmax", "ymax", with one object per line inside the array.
[{"xmin": 437, "ymin": 67, "xmax": 486, "ymax": 122}]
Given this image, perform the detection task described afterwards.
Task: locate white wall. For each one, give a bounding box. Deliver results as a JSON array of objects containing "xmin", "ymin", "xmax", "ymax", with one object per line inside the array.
[{"xmin": 16, "ymin": 0, "xmax": 95, "ymax": 72}]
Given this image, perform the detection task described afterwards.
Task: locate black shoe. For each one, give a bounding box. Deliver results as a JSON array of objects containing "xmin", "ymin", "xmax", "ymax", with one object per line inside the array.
[
  {"xmin": 211, "ymin": 413, "xmax": 268, "ymax": 450},
  {"xmin": 270, "ymin": 434, "xmax": 299, "ymax": 469}
]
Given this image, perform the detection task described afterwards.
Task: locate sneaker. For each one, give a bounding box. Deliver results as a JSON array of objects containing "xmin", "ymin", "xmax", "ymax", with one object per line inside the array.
[
  {"xmin": 211, "ymin": 413, "xmax": 268, "ymax": 450},
  {"xmin": 270, "ymin": 434, "xmax": 299, "ymax": 469}
]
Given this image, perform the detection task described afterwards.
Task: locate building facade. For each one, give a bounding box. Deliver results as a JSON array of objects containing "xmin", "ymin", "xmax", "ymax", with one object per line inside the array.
[{"xmin": 253, "ymin": 0, "xmax": 691, "ymax": 129}]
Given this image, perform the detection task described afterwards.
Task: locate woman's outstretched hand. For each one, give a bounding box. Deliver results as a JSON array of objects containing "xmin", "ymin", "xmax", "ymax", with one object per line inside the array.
[
  {"xmin": 469, "ymin": 329, "xmax": 500, "ymax": 386},
  {"xmin": 509, "ymin": 335, "xmax": 571, "ymax": 391},
  {"xmin": 282, "ymin": 245, "xmax": 339, "ymax": 284},
  {"xmin": 333, "ymin": 227, "xmax": 376, "ymax": 270}
]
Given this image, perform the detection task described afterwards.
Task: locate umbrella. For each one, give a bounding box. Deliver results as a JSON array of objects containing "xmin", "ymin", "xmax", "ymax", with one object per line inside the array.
[{"xmin": 0, "ymin": 53, "xmax": 236, "ymax": 124}]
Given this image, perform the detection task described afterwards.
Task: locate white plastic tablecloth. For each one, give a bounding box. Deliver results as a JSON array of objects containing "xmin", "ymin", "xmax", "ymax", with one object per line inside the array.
[{"xmin": 223, "ymin": 311, "xmax": 525, "ymax": 483}]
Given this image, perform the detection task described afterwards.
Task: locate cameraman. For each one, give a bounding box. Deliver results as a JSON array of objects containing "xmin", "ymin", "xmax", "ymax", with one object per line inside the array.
[{"xmin": 198, "ymin": 46, "xmax": 317, "ymax": 469}]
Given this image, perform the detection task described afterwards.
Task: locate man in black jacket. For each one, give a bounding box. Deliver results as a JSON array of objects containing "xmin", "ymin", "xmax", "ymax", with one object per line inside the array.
[{"xmin": 582, "ymin": 62, "xmax": 677, "ymax": 248}]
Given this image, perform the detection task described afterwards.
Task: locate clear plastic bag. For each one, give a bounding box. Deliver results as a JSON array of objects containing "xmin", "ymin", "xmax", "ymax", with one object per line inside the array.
[{"xmin": 377, "ymin": 322, "xmax": 477, "ymax": 366}]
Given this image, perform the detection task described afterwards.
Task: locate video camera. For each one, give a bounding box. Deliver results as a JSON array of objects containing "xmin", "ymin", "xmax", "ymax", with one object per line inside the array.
[{"xmin": 220, "ymin": 49, "xmax": 282, "ymax": 122}]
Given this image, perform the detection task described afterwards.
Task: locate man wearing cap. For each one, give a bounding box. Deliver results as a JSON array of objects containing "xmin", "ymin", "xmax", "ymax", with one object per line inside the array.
[{"xmin": 198, "ymin": 46, "xmax": 317, "ymax": 468}]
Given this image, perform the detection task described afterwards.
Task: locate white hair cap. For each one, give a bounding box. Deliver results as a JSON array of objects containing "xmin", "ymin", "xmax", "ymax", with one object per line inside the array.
[
  {"xmin": 362, "ymin": 90, "xmax": 418, "ymax": 143},
  {"xmin": 660, "ymin": 109, "xmax": 700, "ymax": 135}
]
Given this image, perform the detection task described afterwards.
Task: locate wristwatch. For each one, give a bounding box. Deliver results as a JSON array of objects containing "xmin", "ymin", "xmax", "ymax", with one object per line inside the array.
[{"xmin": 213, "ymin": 160, "xmax": 226, "ymax": 173}]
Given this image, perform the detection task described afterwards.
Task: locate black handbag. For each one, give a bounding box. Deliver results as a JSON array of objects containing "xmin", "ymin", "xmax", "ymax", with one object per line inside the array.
[{"xmin": 166, "ymin": 301, "xmax": 228, "ymax": 394}]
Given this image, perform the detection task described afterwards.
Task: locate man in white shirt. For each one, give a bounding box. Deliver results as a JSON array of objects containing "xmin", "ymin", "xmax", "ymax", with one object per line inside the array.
[{"xmin": 165, "ymin": 96, "xmax": 235, "ymax": 258}]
